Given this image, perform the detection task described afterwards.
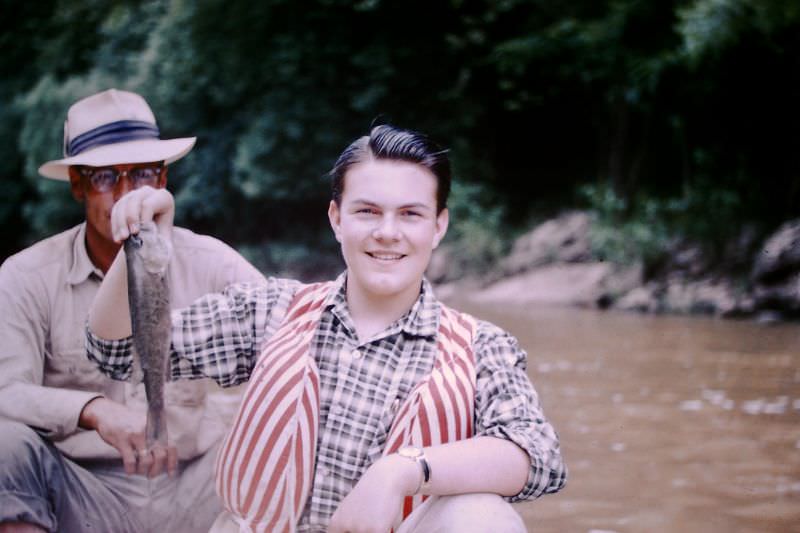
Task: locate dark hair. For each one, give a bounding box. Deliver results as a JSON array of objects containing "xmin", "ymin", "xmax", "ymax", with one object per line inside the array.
[{"xmin": 330, "ymin": 124, "xmax": 451, "ymax": 213}]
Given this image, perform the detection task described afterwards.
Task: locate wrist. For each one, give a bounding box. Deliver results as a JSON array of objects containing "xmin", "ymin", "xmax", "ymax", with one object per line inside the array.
[
  {"xmin": 379, "ymin": 453, "xmax": 422, "ymax": 497},
  {"xmin": 396, "ymin": 446, "xmax": 431, "ymax": 495},
  {"xmin": 78, "ymin": 396, "xmax": 105, "ymax": 430}
]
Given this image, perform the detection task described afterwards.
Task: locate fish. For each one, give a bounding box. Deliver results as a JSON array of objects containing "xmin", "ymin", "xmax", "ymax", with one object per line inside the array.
[{"xmin": 124, "ymin": 221, "xmax": 172, "ymax": 450}]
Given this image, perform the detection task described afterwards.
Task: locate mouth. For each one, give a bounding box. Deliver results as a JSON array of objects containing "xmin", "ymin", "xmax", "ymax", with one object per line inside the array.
[{"xmin": 366, "ymin": 251, "xmax": 406, "ymax": 262}]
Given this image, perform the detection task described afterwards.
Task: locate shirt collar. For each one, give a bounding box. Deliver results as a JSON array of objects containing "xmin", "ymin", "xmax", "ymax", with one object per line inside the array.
[
  {"xmin": 325, "ymin": 271, "xmax": 440, "ymax": 340},
  {"xmin": 66, "ymin": 223, "xmax": 104, "ymax": 285}
]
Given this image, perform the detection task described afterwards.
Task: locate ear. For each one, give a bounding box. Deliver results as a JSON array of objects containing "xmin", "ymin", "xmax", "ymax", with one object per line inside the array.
[
  {"xmin": 157, "ymin": 166, "xmax": 168, "ymax": 189},
  {"xmin": 328, "ymin": 200, "xmax": 342, "ymax": 243},
  {"xmin": 67, "ymin": 166, "xmax": 85, "ymax": 202},
  {"xmin": 432, "ymin": 208, "xmax": 449, "ymax": 249}
]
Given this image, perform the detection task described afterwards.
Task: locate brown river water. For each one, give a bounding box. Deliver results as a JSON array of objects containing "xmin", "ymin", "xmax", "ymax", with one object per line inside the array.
[{"xmin": 448, "ymin": 299, "xmax": 800, "ymax": 533}]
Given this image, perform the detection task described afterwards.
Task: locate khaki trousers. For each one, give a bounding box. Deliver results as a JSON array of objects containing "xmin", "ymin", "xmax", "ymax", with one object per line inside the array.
[
  {"xmin": 209, "ymin": 493, "xmax": 527, "ymax": 533},
  {"xmin": 0, "ymin": 420, "xmax": 222, "ymax": 533}
]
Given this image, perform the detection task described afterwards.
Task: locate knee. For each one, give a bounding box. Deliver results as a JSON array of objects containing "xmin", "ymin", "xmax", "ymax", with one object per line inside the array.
[
  {"xmin": 0, "ymin": 420, "xmax": 46, "ymax": 456},
  {"xmin": 0, "ymin": 421, "xmax": 50, "ymax": 483},
  {"xmin": 428, "ymin": 493, "xmax": 526, "ymax": 533}
]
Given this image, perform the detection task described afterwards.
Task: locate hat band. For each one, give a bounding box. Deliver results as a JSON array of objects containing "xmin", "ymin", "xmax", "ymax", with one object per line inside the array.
[{"xmin": 66, "ymin": 120, "xmax": 160, "ymax": 157}]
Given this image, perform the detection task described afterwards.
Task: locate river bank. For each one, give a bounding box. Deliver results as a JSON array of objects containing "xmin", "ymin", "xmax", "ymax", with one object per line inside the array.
[{"xmin": 431, "ymin": 213, "xmax": 800, "ymax": 321}]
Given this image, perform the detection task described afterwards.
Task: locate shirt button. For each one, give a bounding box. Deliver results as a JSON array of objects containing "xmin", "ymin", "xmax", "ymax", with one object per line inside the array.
[
  {"xmin": 331, "ymin": 404, "xmax": 344, "ymax": 415},
  {"xmin": 319, "ymin": 467, "xmax": 330, "ymax": 477},
  {"xmin": 352, "ymin": 350, "xmax": 363, "ymax": 360},
  {"xmin": 390, "ymin": 397, "xmax": 401, "ymax": 414}
]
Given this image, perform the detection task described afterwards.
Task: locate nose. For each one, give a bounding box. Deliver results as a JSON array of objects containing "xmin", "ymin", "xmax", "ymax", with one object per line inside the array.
[
  {"xmin": 372, "ymin": 214, "xmax": 401, "ymax": 241},
  {"xmin": 112, "ymin": 170, "xmax": 133, "ymax": 201}
]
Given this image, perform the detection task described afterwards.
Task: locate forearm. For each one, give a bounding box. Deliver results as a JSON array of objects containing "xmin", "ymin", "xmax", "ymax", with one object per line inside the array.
[
  {"xmin": 87, "ymin": 282, "xmax": 273, "ymax": 386},
  {"xmin": 0, "ymin": 380, "xmax": 102, "ymax": 439},
  {"xmin": 88, "ymin": 249, "xmax": 132, "ymax": 340},
  {"xmin": 332, "ymin": 435, "xmax": 529, "ymax": 532},
  {"xmin": 420, "ymin": 436, "xmax": 529, "ymax": 497},
  {"xmin": 474, "ymin": 321, "xmax": 567, "ymax": 498}
]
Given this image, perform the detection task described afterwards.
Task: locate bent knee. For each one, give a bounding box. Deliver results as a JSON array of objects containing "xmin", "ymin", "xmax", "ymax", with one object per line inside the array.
[
  {"xmin": 0, "ymin": 420, "xmax": 46, "ymax": 454},
  {"xmin": 428, "ymin": 493, "xmax": 526, "ymax": 533},
  {"xmin": 0, "ymin": 421, "xmax": 52, "ymax": 477}
]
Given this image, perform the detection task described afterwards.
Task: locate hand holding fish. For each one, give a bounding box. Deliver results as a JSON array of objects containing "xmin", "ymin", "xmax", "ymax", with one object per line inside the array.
[
  {"xmin": 111, "ymin": 185, "xmax": 175, "ymax": 242},
  {"xmin": 80, "ymin": 397, "xmax": 178, "ymax": 478}
]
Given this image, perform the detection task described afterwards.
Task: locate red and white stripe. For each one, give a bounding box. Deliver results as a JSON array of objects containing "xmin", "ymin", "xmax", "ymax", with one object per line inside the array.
[
  {"xmin": 215, "ymin": 282, "xmax": 332, "ymax": 533},
  {"xmin": 383, "ymin": 304, "xmax": 478, "ymax": 524},
  {"xmin": 215, "ymin": 284, "xmax": 477, "ymax": 532}
]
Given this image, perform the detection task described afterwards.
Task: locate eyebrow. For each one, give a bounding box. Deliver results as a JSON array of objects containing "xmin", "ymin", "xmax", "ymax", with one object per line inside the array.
[{"xmin": 349, "ymin": 199, "xmax": 433, "ymax": 211}]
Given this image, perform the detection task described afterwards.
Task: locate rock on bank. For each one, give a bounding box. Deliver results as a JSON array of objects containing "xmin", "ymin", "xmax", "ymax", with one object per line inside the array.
[{"xmin": 431, "ymin": 212, "xmax": 800, "ymax": 320}]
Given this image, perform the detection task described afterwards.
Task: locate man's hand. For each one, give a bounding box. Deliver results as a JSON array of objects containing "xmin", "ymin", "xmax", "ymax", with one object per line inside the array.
[
  {"xmin": 328, "ymin": 454, "xmax": 420, "ymax": 533},
  {"xmin": 79, "ymin": 397, "xmax": 177, "ymax": 478},
  {"xmin": 110, "ymin": 186, "xmax": 175, "ymax": 243}
]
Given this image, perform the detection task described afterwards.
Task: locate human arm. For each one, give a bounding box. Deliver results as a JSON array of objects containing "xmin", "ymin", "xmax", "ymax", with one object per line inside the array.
[
  {"xmin": 328, "ymin": 436, "xmax": 528, "ymax": 533},
  {"xmin": 87, "ymin": 278, "xmax": 298, "ymax": 387},
  {"xmin": 471, "ymin": 321, "xmax": 567, "ymax": 499},
  {"xmin": 0, "ymin": 254, "xmax": 104, "ymax": 440},
  {"xmin": 87, "ymin": 186, "xmax": 175, "ymax": 340},
  {"xmin": 330, "ymin": 321, "xmax": 566, "ymax": 532},
  {"xmin": 0, "ymin": 232, "xmax": 173, "ymax": 476}
]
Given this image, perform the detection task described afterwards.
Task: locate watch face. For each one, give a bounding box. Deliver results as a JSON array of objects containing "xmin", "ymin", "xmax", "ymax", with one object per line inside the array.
[{"xmin": 398, "ymin": 446, "xmax": 422, "ymax": 458}]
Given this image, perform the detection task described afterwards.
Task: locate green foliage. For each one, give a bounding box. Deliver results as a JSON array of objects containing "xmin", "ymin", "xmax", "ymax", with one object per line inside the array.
[
  {"xmin": 581, "ymin": 179, "xmax": 743, "ymax": 268},
  {"xmin": 1, "ymin": 0, "xmax": 797, "ymax": 271},
  {"xmin": 444, "ymin": 180, "xmax": 508, "ymax": 275},
  {"xmin": 581, "ymin": 182, "xmax": 672, "ymax": 267},
  {"xmin": 677, "ymin": 0, "xmax": 800, "ymax": 63},
  {"xmin": 237, "ymin": 238, "xmax": 343, "ymax": 282}
]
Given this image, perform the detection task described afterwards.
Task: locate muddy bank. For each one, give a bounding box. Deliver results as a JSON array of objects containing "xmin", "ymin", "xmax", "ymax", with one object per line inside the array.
[{"xmin": 431, "ymin": 213, "xmax": 800, "ymax": 321}]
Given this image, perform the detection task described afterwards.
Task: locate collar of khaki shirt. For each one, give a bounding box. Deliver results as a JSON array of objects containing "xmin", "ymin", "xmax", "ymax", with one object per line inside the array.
[{"xmin": 65, "ymin": 223, "xmax": 104, "ymax": 286}]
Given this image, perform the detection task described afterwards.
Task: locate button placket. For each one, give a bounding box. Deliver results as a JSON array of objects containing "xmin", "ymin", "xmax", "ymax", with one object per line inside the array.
[{"xmin": 329, "ymin": 343, "xmax": 356, "ymax": 421}]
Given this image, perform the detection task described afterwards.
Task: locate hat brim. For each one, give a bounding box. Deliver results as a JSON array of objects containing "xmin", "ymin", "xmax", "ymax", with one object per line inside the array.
[{"xmin": 38, "ymin": 137, "xmax": 196, "ymax": 181}]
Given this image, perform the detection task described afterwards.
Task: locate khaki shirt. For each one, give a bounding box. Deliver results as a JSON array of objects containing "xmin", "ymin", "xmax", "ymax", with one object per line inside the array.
[{"xmin": 0, "ymin": 223, "xmax": 265, "ymax": 460}]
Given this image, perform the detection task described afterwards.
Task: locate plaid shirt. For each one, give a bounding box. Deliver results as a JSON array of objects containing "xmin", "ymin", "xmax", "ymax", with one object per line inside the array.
[{"xmin": 87, "ymin": 273, "xmax": 566, "ymax": 530}]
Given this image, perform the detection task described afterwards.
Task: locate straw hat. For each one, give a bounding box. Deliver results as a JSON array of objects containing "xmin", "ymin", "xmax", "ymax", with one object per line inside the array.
[{"xmin": 39, "ymin": 88, "xmax": 196, "ymax": 180}]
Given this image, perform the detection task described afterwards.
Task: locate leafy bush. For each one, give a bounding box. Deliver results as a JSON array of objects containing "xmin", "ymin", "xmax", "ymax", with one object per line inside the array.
[
  {"xmin": 443, "ymin": 180, "xmax": 509, "ymax": 276},
  {"xmin": 581, "ymin": 179, "xmax": 743, "ymax": 270}
]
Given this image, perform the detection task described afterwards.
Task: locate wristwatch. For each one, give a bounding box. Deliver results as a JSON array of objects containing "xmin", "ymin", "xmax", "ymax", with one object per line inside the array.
[{"xmin": 397, "ymin": 446, "xmax": 431, "ymax": 495}]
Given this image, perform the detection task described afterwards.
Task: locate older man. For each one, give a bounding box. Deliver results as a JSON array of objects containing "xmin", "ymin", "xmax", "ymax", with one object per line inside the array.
[{"xmin": 0, "ymin": 89, "xmax": 265, "ymax": 532}]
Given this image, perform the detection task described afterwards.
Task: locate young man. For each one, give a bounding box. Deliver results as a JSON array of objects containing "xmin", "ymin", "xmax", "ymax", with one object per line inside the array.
[
  {"xmin": 87, "ymin": 125, "xmax": 567, "ymax": 532},
  {"xmin": 0, "ymin": 89, "xmax": 265, "ymax": 532}
]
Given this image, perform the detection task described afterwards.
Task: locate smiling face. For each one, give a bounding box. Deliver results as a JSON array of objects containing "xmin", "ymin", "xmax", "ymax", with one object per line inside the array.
[{"xmin": 328, "ymin": 158, "xmax": 449, "ymax": 309}]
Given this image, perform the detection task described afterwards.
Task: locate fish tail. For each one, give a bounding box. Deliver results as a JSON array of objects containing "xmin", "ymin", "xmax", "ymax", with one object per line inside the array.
[{"xmin": 146, "ymin": 406, "xmax": 169, "ymax": 447}]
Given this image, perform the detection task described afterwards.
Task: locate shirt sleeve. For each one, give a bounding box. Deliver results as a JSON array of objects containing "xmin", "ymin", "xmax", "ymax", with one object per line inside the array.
[
  {"xmin": 86, "ymin": 277, "xmax": 300, "ymax": 388},
  {"xmin": 0, "ymin": 257, "xmax": 102, "ymax": 440},
  {"xmin": 472, "ymin": 320, "xmax": 567, "ymax": 501},
  {"xmin": 209, "ymin": 239, "xmax": 267, "ymax": 288}
]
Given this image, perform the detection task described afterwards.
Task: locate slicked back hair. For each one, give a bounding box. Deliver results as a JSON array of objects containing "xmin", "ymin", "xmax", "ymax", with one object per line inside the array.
[{"xmin": 330, "ymin": 124, "xmax": 451, "ymax": 213}]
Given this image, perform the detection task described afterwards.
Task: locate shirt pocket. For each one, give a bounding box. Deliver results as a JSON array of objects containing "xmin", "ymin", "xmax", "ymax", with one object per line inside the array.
[{"xmin": 44, "ymin": 347, "xmax": 107, "ymax": 390}]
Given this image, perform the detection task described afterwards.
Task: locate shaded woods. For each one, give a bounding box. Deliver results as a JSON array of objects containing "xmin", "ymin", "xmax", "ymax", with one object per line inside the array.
[{"xmin": 2, "ymin": 1, "xmax": 799, "ymax": 290}]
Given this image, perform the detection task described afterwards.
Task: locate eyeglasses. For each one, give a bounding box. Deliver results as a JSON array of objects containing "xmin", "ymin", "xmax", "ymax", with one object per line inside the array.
[{"xmin": 78, "ymin": 163, "xmax": 163, "ymax": 193}]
